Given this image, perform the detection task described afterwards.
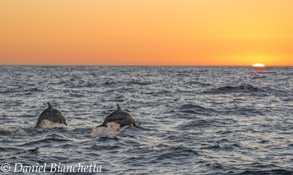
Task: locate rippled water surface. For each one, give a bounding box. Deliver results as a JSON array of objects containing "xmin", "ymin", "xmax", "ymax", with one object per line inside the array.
[{"xmin": 0, "ymin": 66, "xmax": 293, "ymax": 175}]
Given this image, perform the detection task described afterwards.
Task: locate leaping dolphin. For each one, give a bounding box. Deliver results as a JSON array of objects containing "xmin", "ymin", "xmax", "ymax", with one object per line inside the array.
[
  {"xmin": 35, "ymin": 102, "xmax": 67, "ymax": 128},
  {"xmin": 99, "ymin": 104, "xmax": 140, "ymax": 128}
]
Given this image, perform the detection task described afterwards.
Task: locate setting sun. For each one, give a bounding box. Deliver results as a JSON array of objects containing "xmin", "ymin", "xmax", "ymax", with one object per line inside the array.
[{"xmin": 252, "ymin": 63, "xmax": 266, "ymax": 68}]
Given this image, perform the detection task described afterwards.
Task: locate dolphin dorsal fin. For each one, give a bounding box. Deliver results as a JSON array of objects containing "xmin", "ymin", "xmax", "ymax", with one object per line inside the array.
[
  {"xmin": 47, "ymin": 102, "xmax": 52, "ymax": 109},
  {"xmin": 116, "ymin": 104, "xmax": 121, "ymax": 111}
]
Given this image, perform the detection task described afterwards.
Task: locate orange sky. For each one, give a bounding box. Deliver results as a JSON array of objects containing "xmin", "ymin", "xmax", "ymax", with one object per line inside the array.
[{"xmin": 0, "ymin": 0, "xmax": 292, "ymax": 66}]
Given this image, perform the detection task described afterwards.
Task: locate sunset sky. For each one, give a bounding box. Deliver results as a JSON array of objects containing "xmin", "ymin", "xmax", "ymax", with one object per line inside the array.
[{"xmin": 0, "ymin": 0, "xmax": 292, "ymax": 66}]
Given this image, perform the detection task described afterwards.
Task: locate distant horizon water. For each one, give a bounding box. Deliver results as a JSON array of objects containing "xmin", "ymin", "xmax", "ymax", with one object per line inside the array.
[{"xmin": 1, "ymin": 64, "xmax": 293, "ymax": 67}]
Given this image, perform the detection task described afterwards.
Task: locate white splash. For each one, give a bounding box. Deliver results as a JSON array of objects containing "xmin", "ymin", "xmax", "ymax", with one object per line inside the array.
[
  {"xmin": 15, "ymin": 128, "xmax": 26, "ymax": 135},
  {"xmin": 38, "ymin": 120, "xmax": 55, "ymax": 128},
  {"xmin": 90, "ymin": 122, "xmax": 120, "ymax": 137}
]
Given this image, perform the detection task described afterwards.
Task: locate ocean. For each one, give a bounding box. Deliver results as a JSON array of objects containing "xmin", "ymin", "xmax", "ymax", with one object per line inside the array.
[{"xmin": 0, "ymin": 66, "xmax": 292, "ymax": 175}]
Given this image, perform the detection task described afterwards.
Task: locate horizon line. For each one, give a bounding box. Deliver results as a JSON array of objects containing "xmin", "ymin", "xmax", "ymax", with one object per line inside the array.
[{"xmin": 0, "ymin": 64, "xmax": 293, "ymax": 67}]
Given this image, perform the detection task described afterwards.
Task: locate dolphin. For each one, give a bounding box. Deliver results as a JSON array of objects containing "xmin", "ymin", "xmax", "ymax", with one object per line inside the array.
[
  {"xmin": 99, "ymin": 104, "xmax": 140, "ymax": 128},
  {"xmin": 35, "ymin": 102, "xmax": 67, "ymax": 128}
]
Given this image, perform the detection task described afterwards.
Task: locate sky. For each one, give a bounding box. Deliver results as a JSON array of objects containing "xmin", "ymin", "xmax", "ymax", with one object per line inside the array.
[{"xmin": 0, "ymin": 0, "xmax": 292, "ymax": 66}]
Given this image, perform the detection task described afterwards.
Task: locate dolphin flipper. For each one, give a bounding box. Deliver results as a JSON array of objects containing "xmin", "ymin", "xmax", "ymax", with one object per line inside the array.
[
  {"xmin": 117, "ymin": 104, "xmax": 121, "ymax": 111},
  {"xmin": 133, "ymin": 123, "xmax": 145, "ymax": 130}
]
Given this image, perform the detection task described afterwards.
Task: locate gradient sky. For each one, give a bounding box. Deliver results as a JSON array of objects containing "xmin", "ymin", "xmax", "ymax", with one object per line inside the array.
[{"xmin": 0, "ymin": 0, "xmax": 292, "ymax": 66}]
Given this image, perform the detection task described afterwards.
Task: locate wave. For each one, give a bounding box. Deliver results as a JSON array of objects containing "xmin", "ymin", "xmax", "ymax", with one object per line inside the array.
[
  {"xmin": 102, "ymin": 80, "xmax": 117, "ymax": 86},
  {"xmin": 190, "ymin": 81, "xmax": 212, "ymax": 87},
  {"xmin": 178, "ymin": 104, "xmax": 216, "ymax": 115},
  {"xmin": 236, "ymin": 169, "xmax": 293, "ymax": 175},
  {"xmin": 176, "ymin": 119, "xmax": 214, "ymax": 130},
  {"xmin": 217, "ymin": 106, "xmax": 265, "ymax": 116},
  {"xmin": 200, "ymin": 142, "xmax": 241, "ymax": 151},
  {"xmin": 151, "ymin": 144, "xmax": 199, "ymax": 162},
  {"xmin": 0, "ymin": 147, "xmax": 22, "ymax": 152},
  {"xmin": 203, "ymin": 84, "xmax": 264, "ymax": 94},
  {"xmin": 252, "ymin": 76, "xmax": 267, "ymax": 79},
  {"xmin": 126, "ymin": 80, "xmax": 152, "ymax": 86},
  {"xmin": 203, "ymin": 83, "xmax": 288, "ymax": 97},
  {"xmin": 0, "ymin": 87, "xmax": 43, "ymax": 94}
]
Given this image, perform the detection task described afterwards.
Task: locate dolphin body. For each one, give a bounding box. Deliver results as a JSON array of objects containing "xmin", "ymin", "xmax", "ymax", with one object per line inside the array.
[
  {"xmin": 99, "ymin": 104, "xmax": 140, "ymax": 128},
  {"xmin": 35, "ymin": 102, "xmax": 67, "ymax": 128}
]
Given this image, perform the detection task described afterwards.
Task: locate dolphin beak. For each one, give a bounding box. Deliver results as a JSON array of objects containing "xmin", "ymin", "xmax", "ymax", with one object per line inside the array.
[{"xmin": 64, "ymin": 121, "xmax": 68, "ymax": 126}]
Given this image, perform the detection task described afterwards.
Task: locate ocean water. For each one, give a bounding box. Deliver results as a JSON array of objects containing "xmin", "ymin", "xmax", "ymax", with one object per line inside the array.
[{"xmin": 0, "ymin": 66, "xmax": 292, "ymax": 175}]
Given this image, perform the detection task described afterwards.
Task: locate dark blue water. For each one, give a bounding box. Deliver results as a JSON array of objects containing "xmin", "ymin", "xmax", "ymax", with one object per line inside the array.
[{"xmin": 0, "ymin": 66, "xmax": 292, "ymax": 175}]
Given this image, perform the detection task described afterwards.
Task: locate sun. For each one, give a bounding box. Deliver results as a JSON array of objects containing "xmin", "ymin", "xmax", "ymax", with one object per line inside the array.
[{"xmin": 252, "ymin": 63, "xmax": 266, "ymax": 68}]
